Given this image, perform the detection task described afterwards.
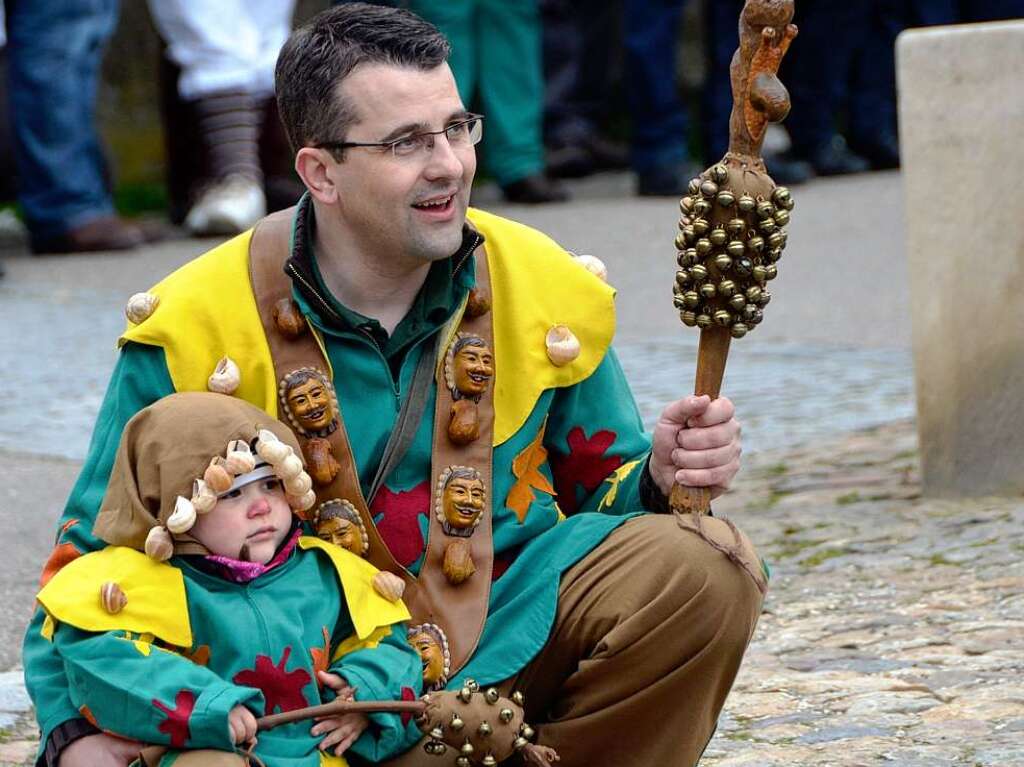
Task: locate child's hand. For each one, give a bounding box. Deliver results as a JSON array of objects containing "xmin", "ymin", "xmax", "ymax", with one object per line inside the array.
[
  {"xmin": 312, "ymin": 670, "xmax": 369, "ymax": 755},
  {"xmin": 228, "ymin": 704, "xmax": 258, "ymax": 744}
]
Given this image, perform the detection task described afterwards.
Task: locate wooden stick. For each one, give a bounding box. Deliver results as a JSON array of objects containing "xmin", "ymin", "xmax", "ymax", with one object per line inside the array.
[{"xmin": 258, "ymin": 699, "xmax": 425, "ymax": 731}]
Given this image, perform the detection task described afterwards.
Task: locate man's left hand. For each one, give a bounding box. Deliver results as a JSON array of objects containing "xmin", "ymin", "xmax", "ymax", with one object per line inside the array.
[{"xmin": 650, "ymin": 395, "xmax": 741, "ymax": 499}]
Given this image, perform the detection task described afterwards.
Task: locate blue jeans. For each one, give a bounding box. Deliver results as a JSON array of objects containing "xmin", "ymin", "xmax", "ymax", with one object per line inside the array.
[{"xmin": 6, "ymin": 0, "xmax": 119, "ymax": 239}]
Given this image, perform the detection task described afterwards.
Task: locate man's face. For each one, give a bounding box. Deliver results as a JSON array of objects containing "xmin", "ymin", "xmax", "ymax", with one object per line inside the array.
[
  {"xmin": 191, "ymin": 479, "xmax": 293, "ymax": 564},
  {"xmin": 317, "ymin": 515, "xmax": 364, "ymax": 555},
  {"xmin": 324, "ymin": 63, "xmax": 477, "ymax": 267},
  {"xmin": 442, "ymin": 475, "xmax": 485, "ymax": 530},
  {"xmin": 410, "ymin": 630, "xmax": 445, "ymax": 685},
  {"xmin": 287, "ymin": 378, "xmax": 334, "ymax": 432},
  {"xmin": 453, "ymin": 342, "xmax": 494, "ymax": 397}
]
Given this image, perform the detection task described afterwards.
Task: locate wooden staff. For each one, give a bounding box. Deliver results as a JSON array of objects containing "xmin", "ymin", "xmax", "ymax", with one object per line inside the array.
[{"xmin": 670, "ymin": 0, "xmax": 798, "ymax": 516}]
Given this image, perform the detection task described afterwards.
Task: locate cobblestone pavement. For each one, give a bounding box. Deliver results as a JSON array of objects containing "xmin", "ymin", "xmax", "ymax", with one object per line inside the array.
[{"xmin": 5, "ymin": 419, "xmax": 1022, "ymax": 765}]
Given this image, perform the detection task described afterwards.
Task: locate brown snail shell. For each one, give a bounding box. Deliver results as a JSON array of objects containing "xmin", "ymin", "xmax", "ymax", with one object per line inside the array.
[
  {"xmin": 448, "ymin": 399, "xmax": 480, "ymax": 445},
  {"xmin": 573, "ymin": 254, "xmax": 608, "ymax": 283},
  {"xmin": 272, "ymin": 298, "xmax": 307, "ymax": 339},
  {"xmin": 100, "ymin": 582, "xmax": 127, "ymax": 614},
  {"xmin": 545, "ymin": 325, "xmax": 580, "ymax": 366},
  {"xmin": 204, "ymin": 458, "xmax": 233, "ymax": 494},
  {"xmin": 125, "ymin": 292, "xmax": 160, "ymax": 325},
  {"xmin": 166, "ymin": 495, "xmax": 197, "ymax": 534},
  {"xmin": 443, "ymin": 539, "xmax": 476, "ymax": 585},
  {"xmin": 145, "ymin": 526, "xmax": 174, "ymax": 561},
  {"xmin": 372, "ymin": 571, "xmax": 406, "ymax": 602},
  {"xmin": 306, "ymin": 438, "xmax": 341, "ymax": 486},
  {"xmin": 465, "ymin": 287, "xmax": 492, "ymax": 317},
  {"xmin": 207, "ymin": 356, "xmax": 241, "ymax": 395}
]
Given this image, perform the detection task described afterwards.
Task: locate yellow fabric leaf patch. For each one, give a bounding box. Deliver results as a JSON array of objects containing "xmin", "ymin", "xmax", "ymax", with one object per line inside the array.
[
  {"xmin": 598, "ymin": 459, "xmax": 642, "ymax": 510},
  {"xmin": 41, "ymin": 614, "xmax": 56, "ymax": 641},
  {"xmin": 332, "ymin": 625, "xmax": 391, "ymax": 662},
  {"xmin": 506, "ymin": 420, "xmax": 556, "ymax": 523}
]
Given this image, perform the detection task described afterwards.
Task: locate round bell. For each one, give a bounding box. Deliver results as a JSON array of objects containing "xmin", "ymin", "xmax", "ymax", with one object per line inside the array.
[
  {"xmin": 714, "ymin": 253, "xmax": 733, "ymax": 272},
  {"xmin": 461, "ymin": 742, "xmax": 475, "ymax": 756},
  {"xmin": 774, "ymin": 209, "xmax": 790, "ymax": 227},
  {"xmin": 682, "ymin": 225, "xmax": 696, "ymax": 242},
  {"xmin": 684, "ymin": 247, "xmax": 699, "ymax": 266},
  {"xmin": 759, "ymin": 217, "xmax": 778, "ymax": 234},
  {"xmin": 451, "ymin": 716, "xmax": 465, "ymax": 731},
  {"xmin": 713, "ymin": 309, "xmax": 732, "ymax": 327},
  {"xmin": 772, "ymin": 186, "xmax": 793, "ymax": 209},
  {"xmin": 677, "ymin": 216, "xmax": 690, "ymax": 231},
  {"xmin": 690, "ymin": 264, "xmax": 708, "ymax": 281},
  {"xmin": 729, "ymin": 293, "xmax": 747, "ymax": 311},
  {"xmin": 726, "ymin": 240, "xmax": 745, "ymax": 258},
  {"xmin": 693, "ymin": 199, "xmax": 712, "ymax": 216},
  {"xmin": 696, "ymin": 313, "xmax": 713, "ymax": 329},
  {"xmin": 756, "ymin": 200, "xmax": 774, "ymax": 219},
  {"xmin": 731, "ymin": 322, "xmax": 749, "ymax": 339},
  {"xmin": 680, "ymin": 310, "xmax": 697, "ymax": 327},
  {"xmin": 768, "ymin": 231, "xmax": 784, "ymax": 249},
  {"xmin": 478, "ymin": 722, "xmax": 493, "ymax": 736},
  {"xmin": 699, "ymin": 282, "xmax": 716, "ymax": 299},
  {"xmin": 747, "ymin": 235, "xmax": 765, "ymax": 254},
  {"xmin": 672, "ymin": 294, "xmax": 686, "ymax": 310},
  {"xmin": 717, "ymin": 190, "xmax": 736, "ymax": 208},
  {"xmin": 765, "ymin": 264, "xmax": 778, "ymax": 280},
  {"xmin": 700, "ymin": 180, "xmax": 718, "ymax": 198},
  {"xmin": 682, "ymin": 290, "xmax": 700, "ymax": 308},
  {"xmin": 758, "ymin": 290, "xmax": 772, "ymax": 306},
  {"xmin": 499, "ymin": 708, "xmax": 515, "ymax": 723},
  {"xmin": 676, "ymin": 251, "xmax": 687, "ymax": 268},
  {"xmin": 513, "ymin": 737, "xmax": 530, "ymax": 751},
  {"xmin": 726, "ymin": 218, "xmax": 746, "ymax": 237},
  {"xmin": 778, "ymin": 232, "xmax": 789, "ymax": 249},
  {"xmin": 734, "ymin": 257, "xmax": 753, "ymax": 277},
  {"xmin": 765, "ymin": 247, "xmax": 782, "ymax": 264},
  {"xmin": 710, "ymin": 163, "xmax": 729, "ymax": 184},
  {"xmin": 482, "ymin": 756, "xmax": 498, "ymax": 767},
  {"xmin": 485, "ymin": 688, "xmax": 500, "ymax": 704},
  {"xmin": 456, "ymin": 758, "xmax": 472, "ymax": 767},
  {"xmin": 521, "ymin": 725, "xmax": 536, "ymax": 741},
  {"xmin": 745, "ymin": 285, "xmax": 763, "ymax": 303},
  {"xmin": 459, "ymin": 687, "xmax": 473, "ymax": 703},
  {"xmin": 749, "ymin": 307, "xmax": 764, "ymax": 325},
  {"xmin": 673, "ymin": 232, "xmax": 687, "ymax": 251},
  {"xmin": 680, "ymin": 196, "xmax": 694, "ymax": 213},
  {"xmin": 709, "ymin": 228, "xmax": 728, "ymax": 247},
  {"xmin": 742, "ymin": 304, "xmax": 757, "ymax": 321},
  {"xmin": 675, "ymin": 269, "xmax": 690, "ymax": 287},
  {"xmin": 718, "ymin": 279, "xmax": 737, "ymax": 297},
  {"xmin": 511, "ymin": 691, "xmax": 526, "ymax": 707},
  {"xmin": 695, "ymin": 238, "xmax": 712, "ymax": 256},
  {"xmin": 738, "ymin": 194, "xmax": 756, "ymax": 213},
  {"xmin": 431, "ymin": 727, "xmax": 445, "ymax": 740},
  {"xmin": 687, "ymin": 178, "xmax": 701, "ymax": 196},
  {"xmin": 692, "ymin": 219, "xmax": 710, "ymax": 236},
  {"xmin": 752, "ymin": 265, "xmax": 767, "ymax": 282}
]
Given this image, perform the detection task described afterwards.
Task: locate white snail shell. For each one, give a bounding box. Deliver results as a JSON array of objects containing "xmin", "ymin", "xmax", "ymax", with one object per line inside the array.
[
  {"xmin": 545, "ymin": 325, "xmax": 581, "ymax": 366},
  {"xmin": 224, "ymin": 440, "xmax": 256, "ymax": 475},
  {"xmin": 100, "ymin": 582, "xmax": 128, "ymax": 614},
  {"xmin": 288, "ymin": 489, "xmax": 317, "ymax": 512},
  {"xmin": 166, "ymin": 495, "xmax": 197, "ymax": 534},
  {"xmin": 278, "ymin": 453, "xmax": 304, "ymax": 481},
  {"xmin": 191, "ymin": 479, "xmax": 217, "ymax": 514},
  {"xmin": 372, "ymin": 571, "xmax": 406, "ymax": 602},
  {"xmin": 125, "ymin": 292, "xmax": 160, "ymax": 324},
  {"xmin": 204, "ymin": 458, "xmax": 233, "ymax": 494},
  {"xmin": 144, "ymin": 526, "xmax": 174, "ymax": 561},
  {"xmin": 284, "ymin": 472, "xmax": 313, "ymax": 497},
  {"xmin": 574, "ymin": 254, "xmax": 608, "ymax": 282},
  {"xmin": 207, "ymin": 356, "xmax": 241, "ymax": 395},
  {"xmin": 256, "ymin": 431, "xmax": 291, "ymax": 464}
]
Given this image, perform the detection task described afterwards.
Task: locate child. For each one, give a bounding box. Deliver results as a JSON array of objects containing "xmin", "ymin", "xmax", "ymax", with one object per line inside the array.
[{"xmin": 34, "ymin": 392, "xmax": 423, "ymax": 766}]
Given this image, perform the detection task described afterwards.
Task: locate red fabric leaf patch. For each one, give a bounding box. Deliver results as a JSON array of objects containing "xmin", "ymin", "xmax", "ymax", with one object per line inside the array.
[
  {"xmin": 39, "ymin": 542, "xmax": 81, "ymax": 587},
  {"xmin": 400, "ymin": 685, "xmax": 417, "ymax": 726},
  {"xmin": 152, "ymin": 689, "xmax": 196, "ymax": 748},
  {"xmin": 550, "ymin": 427, "xmax": 623, "ymax": 514},
  {"xmin": 371, "ymin": 481, "xmax": 431, "ymax": 568},
  {"xmin": 233, "ymin": 646, "xmax": 311, "ymax": 715}
]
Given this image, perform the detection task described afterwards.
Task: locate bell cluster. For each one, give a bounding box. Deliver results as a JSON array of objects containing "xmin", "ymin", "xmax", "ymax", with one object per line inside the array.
[{"xmin": 672, "ymin": 163, "xmax": 794, "ymax": 339}]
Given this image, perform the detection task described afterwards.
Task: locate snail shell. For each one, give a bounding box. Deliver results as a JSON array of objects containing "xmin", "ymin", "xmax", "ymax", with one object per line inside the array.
[
  {"xmin": 372, "ymin": 571, "xmax": 406, "ymax": 602},
  {"xmin": 288, "ymin": 489, "xmax": 317, "ymax": 512},
  {"xmin": 191, "ymin": 479, "xmax": 217, "ymax": 514},
  {"xmin": 204, "ymin": 457, "xmax": 233, "ymax": 494},
  {"xmin": 545, "ymin": 325, "xmax": 580, "ymax": 367},
  {"xmin": 284, "ymin": 471, "xmax": 313, "ymax": 497},
  {"xmin": 224, "ymin": 440, "xmax": 256, "ymax": 475},
  {"xmin": 465, "ymin": 287, "xmax": 492, "ymax": 318},
  {"xmin": 125, "ymin": 292, "xmax": 160, "ymax": 325},
  {"xmin": 272, "ymin": 298, "xmax": 307, "ymax": 339},
  {"xmin": 305, "ymin": 438, "xmax": 341, "ymax": 486},
  {"xmin": 278, "ymin": 453, "xmax": 304, "ymax": 481},
  {"xmin": 256, "ymin": 430, "xmax": 292, "ymax": 464},
  {"xmin": 574, "ymin": 254, "xmax": 608, "ymax": 283},
  {"xmin": 207, "ymin": 356, "xmax": 241, "ymax": 395},
  {"xmin": 145, "ymin": 526, "xmax": 174, "ymax": 561},
  {"xmin": 166, "ymin": 495, "xmax": 197, "ymax": 534},
  {"xmin": 443, "ymin": 539, "xmax": 476, "ymax": 585},
  {"xmin": 100, "ymin": 582, "xmax": 127, "ymax": 614},
  {"xmin": 448, "ymin": 399, "xmax": 480, "ymax": 446}
]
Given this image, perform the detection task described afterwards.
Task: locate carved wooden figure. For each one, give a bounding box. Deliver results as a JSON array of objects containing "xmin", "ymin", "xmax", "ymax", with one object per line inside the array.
[{"xmin": 671, "ymin": 0, "xmax": 797, "ymax": 516}]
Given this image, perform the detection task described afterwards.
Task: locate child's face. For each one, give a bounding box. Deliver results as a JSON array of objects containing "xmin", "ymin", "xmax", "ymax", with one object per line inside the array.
[{"xmin": 190, "ymin": 478, "xmax": 293, "ymax": 564}]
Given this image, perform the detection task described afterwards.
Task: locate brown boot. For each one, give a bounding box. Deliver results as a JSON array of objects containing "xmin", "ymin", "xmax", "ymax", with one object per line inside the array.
[{"xmin": 31, "ymin": 215, "xmax": 146, "ymax": 255}]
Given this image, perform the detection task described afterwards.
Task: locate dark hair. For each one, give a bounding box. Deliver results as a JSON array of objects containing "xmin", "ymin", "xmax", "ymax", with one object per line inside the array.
[{"xmin": 275, "ymin": 3, "xmax": 451, "ymax": 152}]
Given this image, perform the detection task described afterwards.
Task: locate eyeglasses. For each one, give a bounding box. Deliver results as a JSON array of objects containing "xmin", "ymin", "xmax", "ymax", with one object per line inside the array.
[{"xmin": 316, "ymin": 114, "xmax": 484, "ymax": 159}]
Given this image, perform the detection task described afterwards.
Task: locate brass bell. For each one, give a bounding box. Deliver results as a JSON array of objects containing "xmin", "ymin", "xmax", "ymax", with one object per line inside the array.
[
  {"xmin": 679, "ymin": 196, "xmax": 694, "ymax": 213},
  {"xmin": 682, "ymin": 247, "xmax": 698, "ymax": 266},
  {"xmin": 693, "ymin": 199, "xmax": 712, "ymax": 216},
  {"xmin": 768, "ymin": 230, "xmax": 784, "ymax": 249},
  {"xmin": 774, "ymin": 209, "xmax": 790, "ymax": 227},
  {"xmin": 514, "ymin": 737, "xmax": 530, "ymax": 750},
  {"xmin": 461, "ymin": 742, "xmax": 475, "ymax": 756},
  {"xmin": 699, "ymin": 180, "xmax": 718, "ymax": 198},
  {"xmin": 710, "ymin": 163, "xmax": 729, "ymax": 184},
  {"xmin": 699, "ymin": 283, "xmax": 717, "ymax": 299},
  {"xmin": 747, "ymin": 234, "xmax": 765, "ymax": 254},
  {"xmin": 772, "ymin": 186, "xmax": 793, "ymax": 209},
  {"xmin": 717, "ymin": 190, "xmax": 736, "ymax": 208},
  {"xmin": 673, "ymin": 232, "xmax": 687, "ymax": 251},
  {"xmin": 695, "ymin": 238, "xmax": 712, "ymax": 256},
  {"xmin": 713, "ymin": 253, "xmax": 733, "ymax": 272},
  {"xmin": 765, "ymin": 247, "xmax": 782, "ymax": 264},
  {"xmin": 731, "ymin": 323, "xmax": 749, "ymax": 339},
  {"xmin": 726, "ymin": 218, "xmax": 746, "ymax": 237},
  {"xmin": 756, "ymin": 200, "xmax": 774, "ymax": 219},
  {"xmin": 718, "ymin": 279, "xmax": 737, "ymax": 297},
  {"xmin": 430, "ymin": 727, "xmax": 445, "ymax": 740},
  {"xmin": 759, "ymin": 217, "xmax": 777, "ymax": 234},
  {"xmin": 738, "ymin": 194, "xmax": 756, "ymax": 213},
  {"xmin": 726, "ymin": 240, "xmax": 745, "ymax": 258},
  {"xmin": 765, "ymin": 264, "xmax": 778, "ymax": 280},
  {"xmin": 680, "ymin": 310, "xmax": 697, "ymax": 327},
  {"xmin": 459, "ymin": 687, "xmax": 473, "ymax": 703},
  {"xmin": 749, "ymin": 307, "xmax": 764, "ymax": 325},
  {"xmin": 499, "ymin": 708, "xmax": 515, "ymax": 723},
  {"xmin": 511, "ymin": 691, "xmax": 526, "ymax": 707},
  {"xmin": 692, "ymin": 219, "xmax": 710, "ymax": 236},
  {"xmin": 758, "ymin": 290, "xmax": 772, "ymax": 306},
  {"xmin": 687, "ymin": 178, "xmax": 701, "ymax": 196},
  {"xmin": 676, "ymin": 251, "xmax": 687, "ymax": 268},
  {"xmin": 742, "ymin": 304, "xmax": 757, "ymax": 321},
  {"xmin": 678, "ymin": 216, "xmax": 690, "ymax": 230},
  {"xmin": 466, "ymin": 679, "xmax": 480, "ymax": 692},
  {"xmin": 521, "ymin": 725, "xmax": 536, "ymax": 741},
  {"xmin": 752, "ymin": 265, "xmax": 767, "ymax": 282},
  {"xmin": 729, "ymin": 294, "xmax": 747, "ymax": 311},
  {"xmin": 778, "ymin": 231, "xmax": 789, "ymax": 249},
  {"xmin": 672, "ymin": 294, "xmax": 686, "ymax": 310},
  {"xmin": 709, "ymin": 228, "xmax": 728, "ymax": 247},
  {"xmin": 675, "ymin": 269, "xmax": 690, "ymax": 287},
  {"xmin": 696, "ymin": 313, "xmax": 712, "ymax": 329},
  {"xmin": 456, "ymin": 758, "xmax": 472, "ymax": 767},
  {"xmin": 485, "ymin": 688, "xmax": 500, "ymax": 704},
  {"xmin": 482, "ymin": 756, "xmax": 498, "ymax": 767},
  {"xmin": 745, "ymin": 285, "xmax": 763, "ymax": 303},
  {"xmin": 690, "ymin": 264, "xmax": 708, "ymax": 281},
  {"xmin": 451, "ymin": 716, "xmax": 465, "ymax": 731},
  {"xmin": 734, "ymin": 257, "xmax": 753, "ymax": 277},
  {"xmin": 478, "ymin": 722, "xmax": 493, "ymax": 736},
  {"xmin": 682, "ymin": 290, "xmax": 700, "ymax": 308},
  {"xmin": 714, "ymin": 309, "xmax": 732, "ymax": 326}
]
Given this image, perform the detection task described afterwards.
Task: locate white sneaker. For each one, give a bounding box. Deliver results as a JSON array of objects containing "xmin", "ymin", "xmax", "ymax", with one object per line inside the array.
[{"xmin": 185, "ymin": 175, "xmax": 267, "ymax": 236}]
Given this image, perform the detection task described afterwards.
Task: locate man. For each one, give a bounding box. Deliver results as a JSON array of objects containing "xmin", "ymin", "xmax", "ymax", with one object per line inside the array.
[{"xmin": 24, "ymin": 5, "xmax": 763, "ymax": 766}]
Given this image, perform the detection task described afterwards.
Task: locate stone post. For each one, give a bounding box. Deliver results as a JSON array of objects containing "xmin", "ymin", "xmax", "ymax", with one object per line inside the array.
[{"xmin": 898, "ymin": 20, "xmax": 1024, "ymax": 496}]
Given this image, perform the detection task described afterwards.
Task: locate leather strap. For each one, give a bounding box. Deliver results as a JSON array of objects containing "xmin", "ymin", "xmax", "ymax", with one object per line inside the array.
[{"xmin": 248, "ymin": 207, "xmax": 494, "ymax": 675}]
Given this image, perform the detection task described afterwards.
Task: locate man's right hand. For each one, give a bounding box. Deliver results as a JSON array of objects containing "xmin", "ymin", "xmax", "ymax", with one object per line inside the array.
[{"xmin": 59, "ymin": 733, "xmax": 142, "ymax": 767}]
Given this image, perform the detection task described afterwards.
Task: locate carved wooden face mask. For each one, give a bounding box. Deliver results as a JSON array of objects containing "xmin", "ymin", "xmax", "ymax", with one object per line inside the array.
[
  {"xmin": 441, "ymin": 472, "xmax": 485, "ymax": 532},
  {"xmin": 314, "ymin": 499, "xmax": 369, "ymax": 556},
  {"xmin": 408, "ymin": 623, "xmax": 450, "ymax": 689},
  {"xmin": 445, "ymin": 334, "xmax": 494, "ymax": 401},
  {"xmin": 279, "ymin": 368, "xmax": 340, "ymax": 437}
]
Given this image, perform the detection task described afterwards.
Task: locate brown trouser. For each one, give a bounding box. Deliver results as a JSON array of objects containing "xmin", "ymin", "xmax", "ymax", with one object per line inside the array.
[{"xmin": 385, "ymin": 513, "xmax": 766, "ymax": 767}]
